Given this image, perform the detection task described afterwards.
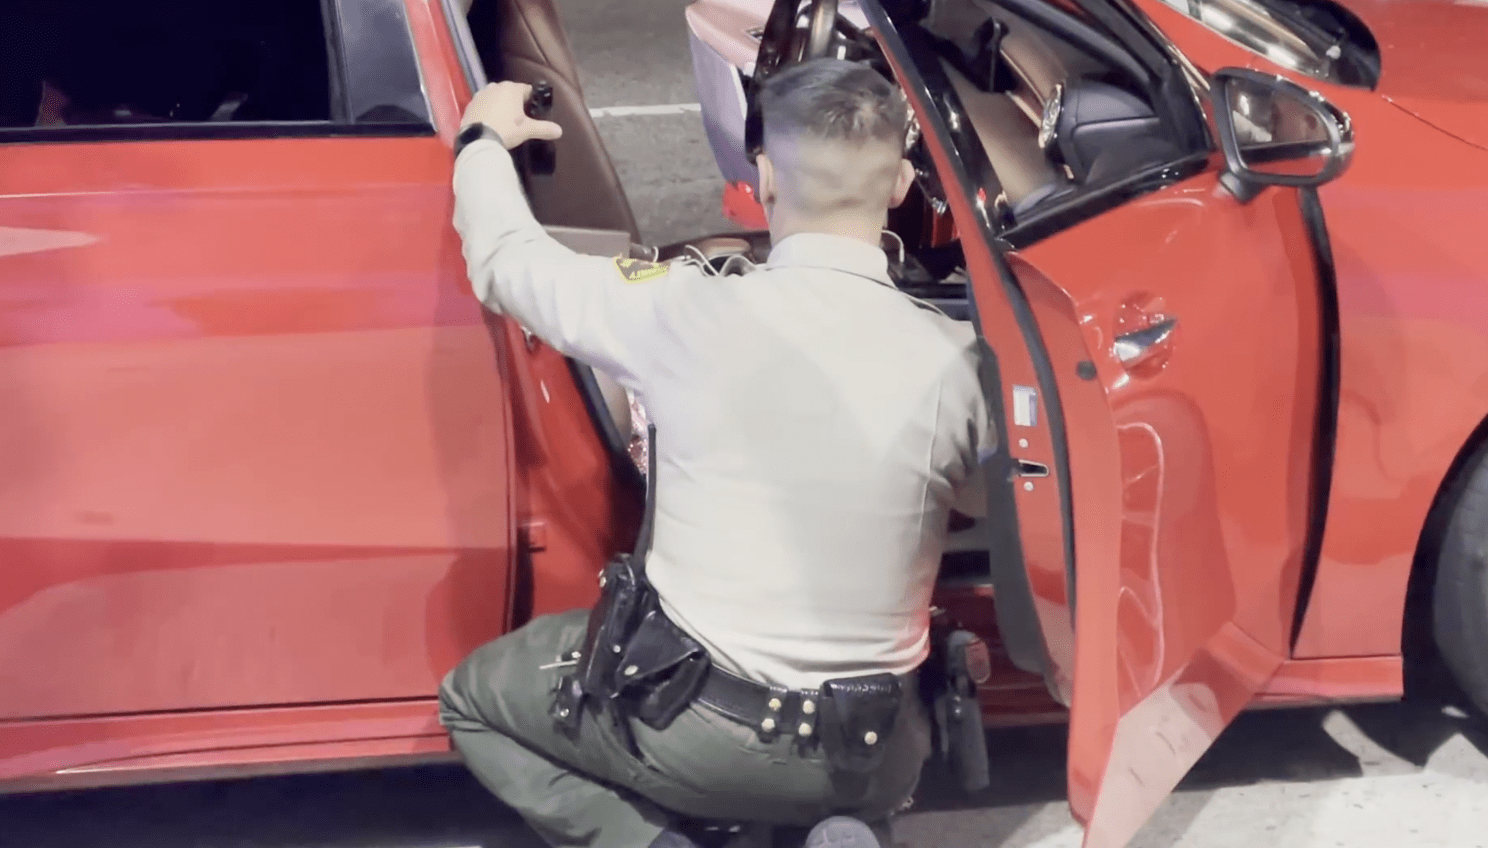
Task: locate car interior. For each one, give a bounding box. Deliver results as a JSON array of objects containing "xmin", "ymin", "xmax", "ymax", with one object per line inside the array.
[
  {"xmin": 0, "ymin": 0, "xmax": 330, "ymax": 130},
  {"xmin": 453, "ymin": 0, "xmax": 1198, "ymax": 584},
  {"xmin": 456, "ymin": 0, "xmax": 1083, "ymax": 581},
  {"xmin": 916, "ymin": 0, "xmax": 1187, "ymax": 217}
]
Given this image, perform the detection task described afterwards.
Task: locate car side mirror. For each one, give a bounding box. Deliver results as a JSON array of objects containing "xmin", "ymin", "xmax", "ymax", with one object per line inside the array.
[{"xmin": 1211, "ymin": 68, "xmax": 1355, "ymax": 203}]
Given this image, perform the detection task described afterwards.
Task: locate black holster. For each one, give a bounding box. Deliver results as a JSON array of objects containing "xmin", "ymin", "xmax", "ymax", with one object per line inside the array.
[
  {"xmin": 548, "ymin": 425, "xmax": 710, "ymax": 750},
  {"xmin": 922, "ymin": 623, "xmax": 992, "ymax": 793},
  {"xmin": 549, "ymin": 553, "xmax": 710, "ymax": 750}
]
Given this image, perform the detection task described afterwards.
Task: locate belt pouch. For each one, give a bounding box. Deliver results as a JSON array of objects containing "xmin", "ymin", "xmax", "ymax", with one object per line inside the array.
[
  {"xmin": 616, "ymin": 607, "xmax": 711, "ymax": 730},
  {"xmin": 816, "ymin": 673, "xmax": 903, "ymax": 773}
]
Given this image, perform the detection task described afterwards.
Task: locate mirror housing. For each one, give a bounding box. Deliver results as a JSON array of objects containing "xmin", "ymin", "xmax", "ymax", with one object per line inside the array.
[{"xmin": 1210, "ymin": 68, "xmax": 1355, "ymax": 203}]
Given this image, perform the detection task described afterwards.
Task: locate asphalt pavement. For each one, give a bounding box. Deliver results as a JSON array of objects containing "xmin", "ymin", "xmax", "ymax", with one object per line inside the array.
[{"xmin": 5, "ymin": 0, "xmax": 1488, "ymax": 846}]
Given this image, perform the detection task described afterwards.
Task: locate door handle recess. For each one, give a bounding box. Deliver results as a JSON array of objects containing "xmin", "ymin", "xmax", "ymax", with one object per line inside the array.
[
  {"xmin": 1015, "ymin": 459, "xmax": 1049, "ymax": 477},
  {"xmin": 1113, "ymin": 317, "xmax": 1178, "ymax": 366}
]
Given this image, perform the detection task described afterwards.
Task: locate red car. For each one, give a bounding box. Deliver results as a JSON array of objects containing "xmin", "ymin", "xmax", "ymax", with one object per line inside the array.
[{"xmin": 1, "ymin": 0, "xmax": 1485, "ymax": 846}]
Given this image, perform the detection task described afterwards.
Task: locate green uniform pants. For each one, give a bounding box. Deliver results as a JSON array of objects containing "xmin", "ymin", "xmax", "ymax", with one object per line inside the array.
[{"xmin": 438, "ymin": 609, "xmax": 933, "ymax": 848}]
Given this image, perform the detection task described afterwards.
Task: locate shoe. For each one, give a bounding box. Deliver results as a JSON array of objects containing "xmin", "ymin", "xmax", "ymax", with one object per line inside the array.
[{"xmin": 803, "ymin": 817, "xmax": 882, "ymax": 848}]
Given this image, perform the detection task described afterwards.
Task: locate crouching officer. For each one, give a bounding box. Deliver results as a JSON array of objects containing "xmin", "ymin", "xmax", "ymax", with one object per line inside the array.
[{"xmin": 438, "ymin": 58, "xmax": 995, "ymax": 848}]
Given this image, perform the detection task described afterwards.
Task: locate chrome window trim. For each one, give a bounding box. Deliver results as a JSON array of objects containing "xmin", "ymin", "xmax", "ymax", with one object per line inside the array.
[{"xmin": 438, "ymin": 0, "xmax": 489, "ymax": 93}]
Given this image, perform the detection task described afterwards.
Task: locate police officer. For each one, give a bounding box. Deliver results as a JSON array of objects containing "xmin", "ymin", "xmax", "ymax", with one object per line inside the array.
[{"xmin": 439, "ymin": 58, "xmax": 993, "ymax": 848}]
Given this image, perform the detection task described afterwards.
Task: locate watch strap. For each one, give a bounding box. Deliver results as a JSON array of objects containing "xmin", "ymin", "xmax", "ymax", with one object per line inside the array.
[{"xmin": 454, "ymin": 122, "xmax": 505, "ymax": 159}]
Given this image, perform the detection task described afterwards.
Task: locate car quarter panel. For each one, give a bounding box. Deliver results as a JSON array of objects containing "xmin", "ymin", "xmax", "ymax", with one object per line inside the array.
[{"xmin": 1130, "ymin": 0, "xmax": 1488, "ymax": 665}]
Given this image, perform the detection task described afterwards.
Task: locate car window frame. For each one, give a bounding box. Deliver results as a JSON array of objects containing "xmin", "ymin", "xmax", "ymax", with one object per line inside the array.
[
  {"xmin": 327, "ymin": 0, "xmax": 436, "ymax": 129},
  {"xmin": 437, "ymin": 0, "xmax": 488, "ymax": 96},
  {"xmin": 0, "ymin": 0, "xmax": 435, "ymax": 146}
]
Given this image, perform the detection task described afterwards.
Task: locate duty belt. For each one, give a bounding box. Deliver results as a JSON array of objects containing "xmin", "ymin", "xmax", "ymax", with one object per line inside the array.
[
  {"xmin": 695, "ymin": 663, "xmax": 912, "ymax": 767},
  {"xmin": 696, "ymin": 665, "xmax": 828, "ymax": 741}
]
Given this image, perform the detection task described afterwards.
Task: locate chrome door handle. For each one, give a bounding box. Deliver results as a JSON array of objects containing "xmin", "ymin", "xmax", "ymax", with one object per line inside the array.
[{"xmin": 1113, "ymin": 317, "xmax": 1178, "ymax": 366}]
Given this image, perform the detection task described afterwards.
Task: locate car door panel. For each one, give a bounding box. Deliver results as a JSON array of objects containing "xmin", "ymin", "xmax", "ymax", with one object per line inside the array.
[
  {"xmin": 0, "ymin": 137, "xmax": 514, "ymax": 720},
  {"xmin": 1001, "ymin": 177, "xmax": 1325, "ymax": 845}
]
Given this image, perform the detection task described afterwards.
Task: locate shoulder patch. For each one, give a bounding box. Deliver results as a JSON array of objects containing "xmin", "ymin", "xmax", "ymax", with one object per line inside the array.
[{"xmin": 613, "ymin": 256, "xmax": 670, "ymax": 284}]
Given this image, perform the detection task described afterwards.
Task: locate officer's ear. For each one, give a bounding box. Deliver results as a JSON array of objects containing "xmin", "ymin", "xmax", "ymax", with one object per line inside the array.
[
  {"xmin": 756, "ymin": 152, "xmax": 777, "ymax": 212},
  {"xmin": 888, "ymin": 158, "xmax": 915, "ymax": 209}
]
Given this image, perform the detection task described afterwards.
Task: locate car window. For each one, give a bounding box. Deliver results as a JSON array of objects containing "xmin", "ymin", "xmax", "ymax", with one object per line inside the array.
[{"xmin": 0, "ymin": 0, "xmax": 432, "ymax": 141}]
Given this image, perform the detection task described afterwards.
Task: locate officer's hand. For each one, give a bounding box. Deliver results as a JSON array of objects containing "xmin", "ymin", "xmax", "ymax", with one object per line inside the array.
[{"xmin": 461, "ymin": 81, "xmax": 563, "ymax": 150}]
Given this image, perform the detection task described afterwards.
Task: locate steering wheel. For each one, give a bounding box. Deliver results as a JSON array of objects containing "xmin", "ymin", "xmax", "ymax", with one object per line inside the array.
[
  {"xmin": 753, "ymin": 0, "xmax": 840, "ymax": 81},
  {"xmin": 801, "ymin": 0, "xmax": 840, "ymax": 61}
]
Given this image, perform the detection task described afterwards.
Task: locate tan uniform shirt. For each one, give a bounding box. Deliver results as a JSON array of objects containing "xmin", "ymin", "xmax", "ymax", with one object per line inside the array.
[{"xmin": 454, "ymin": 139, "xmax": 994, "ymax": 689}]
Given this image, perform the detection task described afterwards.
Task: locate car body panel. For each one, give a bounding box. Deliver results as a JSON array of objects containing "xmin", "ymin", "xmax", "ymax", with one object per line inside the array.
[
  {"xmin": 1011, "ymin": 180, "xmax": 1324, "ymax": 844},
  {"xmin": 0, "ymin": 134, "xmax": 515, "ymax": 721},
  {"xmin": 1126, "ymin": 0, "xmax": 1488, "ymax": 662},
  {"xmin": 1330, "ymin": 0, "xmax": 1487, "ymax": 102},
  {"xmin": 1130, "ymin": 0, "xmax": 1488, "ymax": 147},
  {"xmin": 0, "ymin": 700, "xmax": 448, "ymax": 790},
  {"xmin": 0, "ymin": 0, "xmax": 511, "ymax": 776}
]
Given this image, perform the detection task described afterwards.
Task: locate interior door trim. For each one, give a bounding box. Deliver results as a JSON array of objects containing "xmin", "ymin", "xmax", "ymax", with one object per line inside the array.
[{"xmin": 866, "ymin": 1, "xmax": 1075, "ymax": 693}]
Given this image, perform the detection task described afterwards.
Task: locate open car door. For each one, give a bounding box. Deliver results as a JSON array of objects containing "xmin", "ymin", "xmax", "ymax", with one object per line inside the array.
[
  {"xmin": 865, "ymin": 2, "xmax": 1354, "ymax": 844},
  {"xmin": 442, "ymin": 0, "xmax": 648, "ymax": 622}
]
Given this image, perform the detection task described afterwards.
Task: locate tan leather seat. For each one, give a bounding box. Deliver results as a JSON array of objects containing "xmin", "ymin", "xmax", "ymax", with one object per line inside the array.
[
  {"xmin": 996, "ymin": 15, "xmax": 1068, "ymax": 103},
  {"xmin": 940, "ymin": 61, "xmax": 1064, "ymax": 208}
]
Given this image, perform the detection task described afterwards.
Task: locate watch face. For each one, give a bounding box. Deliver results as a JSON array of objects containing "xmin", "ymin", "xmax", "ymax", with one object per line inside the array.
[{"xmin": 1038, "ymin": 83, "xmax": 1063, "ymax": 152}]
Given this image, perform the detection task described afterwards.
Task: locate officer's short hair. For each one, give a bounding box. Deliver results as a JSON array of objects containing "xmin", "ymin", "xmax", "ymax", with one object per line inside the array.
[{"xmin": 758, "ymin": 58, "xmax": 909, "ymax": 152}]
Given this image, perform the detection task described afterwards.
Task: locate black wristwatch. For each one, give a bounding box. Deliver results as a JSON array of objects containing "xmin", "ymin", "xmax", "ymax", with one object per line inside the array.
[{"xmin": 454, "ymin": 122, "xmax": 505, "ymax": 159}]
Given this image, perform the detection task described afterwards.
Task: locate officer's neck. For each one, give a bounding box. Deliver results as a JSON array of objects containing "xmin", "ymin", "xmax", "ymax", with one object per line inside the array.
[{"xmin": 768, "ymin": 210, "xmax": 886, "ymax": 249}]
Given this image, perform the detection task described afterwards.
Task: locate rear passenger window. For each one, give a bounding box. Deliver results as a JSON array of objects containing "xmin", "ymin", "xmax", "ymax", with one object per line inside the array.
[{"xmin": 0, "ymin": 0, "xmax": 431, "ymax": 140}]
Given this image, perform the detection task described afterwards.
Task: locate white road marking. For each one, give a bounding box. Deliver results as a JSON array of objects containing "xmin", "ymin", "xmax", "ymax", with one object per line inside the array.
[{"xmin": 588, "ymin": 103, "xmax": 702, "ymax": 118}]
